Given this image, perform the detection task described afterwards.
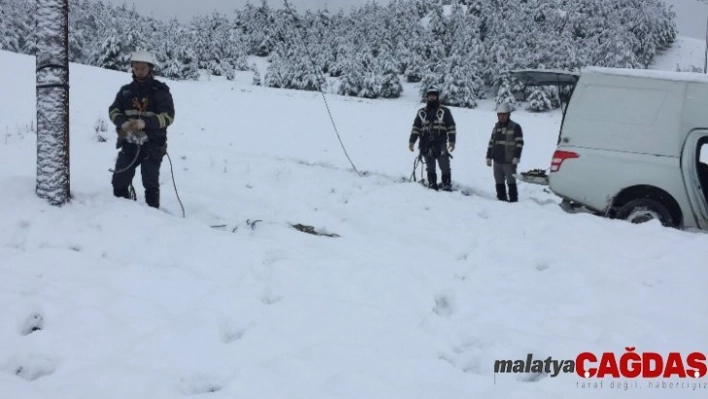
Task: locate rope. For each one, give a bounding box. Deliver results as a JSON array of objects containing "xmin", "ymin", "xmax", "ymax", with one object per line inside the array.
[
  {"xmin": 108, "ymin": 143, "xmax": 185, "ymax": 219},
  {"xmin": 282, "ymin": 0, "xmax": 361, "ymax": 176},
  {"xmin": 109, "ymin": 145, "xmax": 141, "ymax": 174},
  {"xmin": 409, "ymin": 155, "xmax": 421, "ymax": 182},
  {"xmin": 166, "ymin": 152, "xmax": 186, "ymax": 218},
  {"xmin": 409, "ymin": 154, "xmax": 427, "ymax": 184}
]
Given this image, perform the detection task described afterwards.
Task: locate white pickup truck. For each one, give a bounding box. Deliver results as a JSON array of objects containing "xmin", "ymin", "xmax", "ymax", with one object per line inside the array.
[{"xmin": 513, "ymin": 67, "xmax": 708, "ymax": 231}]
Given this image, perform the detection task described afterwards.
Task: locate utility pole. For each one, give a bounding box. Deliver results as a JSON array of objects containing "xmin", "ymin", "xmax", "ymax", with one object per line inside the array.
[{"xmin": 35, "ymin": 0, "xmax": 70, "ymax": 205}]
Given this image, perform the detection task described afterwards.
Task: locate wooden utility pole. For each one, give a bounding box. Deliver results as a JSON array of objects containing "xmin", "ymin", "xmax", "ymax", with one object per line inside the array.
[{"xmin": 35, "ymin": 0, "xmax": 70, "ymax": 205}]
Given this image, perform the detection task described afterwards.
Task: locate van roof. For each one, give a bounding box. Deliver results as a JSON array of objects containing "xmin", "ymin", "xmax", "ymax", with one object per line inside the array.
[{"xmin": 582, "ymin": 66, "xmax": 708, "ymax": 84}]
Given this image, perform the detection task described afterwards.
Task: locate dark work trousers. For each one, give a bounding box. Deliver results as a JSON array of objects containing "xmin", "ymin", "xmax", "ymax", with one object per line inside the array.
[
  {"xmin": 423, "ymin": 143, "xmax": 451, "ymax": 188},
  {"xmin": 493, "ymin": 162, "xmax": 517, "ymax": 185},
  {"xmin": 493, "ymin": 162, "xmax": 518, "ymax": 202},
  {"xmin": 112, "ymin": 144, "xmax": 164, "ymax": 207}
]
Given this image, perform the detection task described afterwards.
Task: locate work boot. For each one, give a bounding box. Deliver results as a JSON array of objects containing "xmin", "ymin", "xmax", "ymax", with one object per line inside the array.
[
  {"xmin": 441, "ymin": 173, "xmax": 452, "ymax": 191},
  {"xmin": 427, "ymin": 172, "xmax": 438, "ymax": 190},
  {"xmin": 508, "ymin": 184, "xmax": 518, "ymax": 202},
  {"xmin": 495, "ymin": 184, "xmax": 508, "ymax": 201},
  {"xmin": 114, "ymin": 185, "xmax": 136, "ymax": 200},
  {"xmin": 145, "ymin": 188, "xmax": 160, "ymax": 209}
]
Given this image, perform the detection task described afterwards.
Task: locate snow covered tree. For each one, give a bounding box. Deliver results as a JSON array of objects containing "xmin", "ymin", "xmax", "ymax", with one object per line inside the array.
[
  {"xmin": 495, "ymin": 75, "xmax": 517, "ymax": 110},
  {"xmin": 360, "ymin": 71, "xmax": 382, "ymax": 99},
  {"xmin": 404, "ymin": 52, "xmax": 425, "ymax": 83},
  {"xmin": 161, "ymin": 45, "xmax": 200, "ymax": 81},
  {"xmin": 526, "ymin": 87, "xmax": 553, "ymax": 112},
  {"xmin": 337, "ymin": 58, "xmax": 366, "ymax": 97},
  {"xmin": 591, "ymin": 30, "xmax": 641, "ymax": 68},
  {"xmin": 251, "ymin": 63, "xmax": 262, "ymax": 86},
  {"xmin": 263, "ymin": 51, "xmax": 289, "ymax": 89},
  {"xmin": 0, "ymin": 0, "xmax": 679, "ymax": 96},
  {"xmin": 36, "ymin": 0, "xmax": 70, "ymax": 205},
  {"xmin": 151, "ymin": 18, "xmax": 199, "ymax": 81},
  {"xmin": 419, "ymin": 62, "xmax": 445, "ymax": 102},
  {"xmin": 442, "ymin": 62, "xmax": 484, "ymax": 109},
  {"xmin": 92, "ymin": 32, "xmax": 124, "ymax": 71},
  {"xmin": 379, "ymin": 60, "xmax": 403, "ymax": 99},
  {"xmin": 236, "ymin": 0, "xmax": 278, "ymax": 56},
  {"xmin": 1, "ymin": 0, "xmax": 35, "ymax": 54}
]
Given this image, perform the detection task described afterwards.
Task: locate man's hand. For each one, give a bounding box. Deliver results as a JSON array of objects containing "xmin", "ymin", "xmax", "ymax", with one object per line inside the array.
[
  {"xmin": 126, "ymin": 131, "xmax": 148, "ymax": 145},
  {"xmin": 448, "ymin": 143, "xmax": 455, "ymax": 153},
  {"xmin": 512, "ymin": 158, "xmax": 519, "ymax": 165},
  {"xmin": 408, "ymin": 142, "xmax": 414, "ymax": 152},
  {"xmin": 120, "ymin": 119, "xmax": 146, "ymax": 135},
  {"xmin": 129, "ymin": 119, "xmax": 146, "ymax": 131},
  {"xmin": 486, "ymin": 159, "xmax": 492, "ymax": 167}
]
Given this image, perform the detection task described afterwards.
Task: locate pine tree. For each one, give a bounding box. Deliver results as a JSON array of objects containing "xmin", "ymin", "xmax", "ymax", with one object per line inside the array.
[
  {"xmin": 379, "ymin": 59, "xmax": 403, "ymax": 99},
  {"xmin": 419, "ymin": 61, "xmax": 445, "ymax": 102},
  {"xmin": 92, "ymin": 32, "xmax": 124, "ymax": 71},
  {"xmin": 0, "ymin": 0, "xmax": 680, "ymax": 95},
  {"xmin": 442, "ymin": 62, "xmax": 483, "ymax": 109},
  {"xmin": 526, "ymin": 87, "xmax": 553, "ymax": 112},
  {"xmin": 161, "ymin": 45, "xmax": 200, "ymax": 81},
  {"xmin": 404, "ymin": 53, "xmax": 425, "ymax": 83},
  {"xmin": 251, "ymin": 63, "xmax": 262, "ymax": 86},
  {"xmin": 337, "ymin": 58, "xmax": 365, "ymax": 97},
  {"xmin": 495, "ymin": 75, "xmax": 517, "ymax": 110},
  {"xmin": 264, "ymin": 49, "xmax": 289, "ymax": 88}
]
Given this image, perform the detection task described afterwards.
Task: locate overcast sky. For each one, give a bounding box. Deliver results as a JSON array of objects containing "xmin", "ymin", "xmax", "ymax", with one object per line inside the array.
[
  {"xmin": 664, "ymin": 0, "xmax": 708, "ymax": 40},
  {"xmin": 104, "ymin": 0, "xmax": 374, "ymax": 21},
  {"xmin": 105, "ymin": 0, "xmax": 708, "ymax": 40}
]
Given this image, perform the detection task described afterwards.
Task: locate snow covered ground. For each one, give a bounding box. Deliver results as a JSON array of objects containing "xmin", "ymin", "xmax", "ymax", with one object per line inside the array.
[
  {"xmin": 650, "ymin": 35, "xmax": 707, "ymax": 72},
  {"xmin": 1, "ymin": 37, "xmax": 708, "ymax": 398}
]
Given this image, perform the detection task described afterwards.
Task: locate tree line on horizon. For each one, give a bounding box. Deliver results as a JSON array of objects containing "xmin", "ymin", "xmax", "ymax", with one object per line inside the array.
[{"xmin": 0, "ymin": 0, "xmax": 677, "ymax": 111}]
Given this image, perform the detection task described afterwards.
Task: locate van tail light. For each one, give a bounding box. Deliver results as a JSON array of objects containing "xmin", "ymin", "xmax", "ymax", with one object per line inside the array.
[{"xmin": 550, "ymin": 150, "xmax": 579, "ymax": 172}]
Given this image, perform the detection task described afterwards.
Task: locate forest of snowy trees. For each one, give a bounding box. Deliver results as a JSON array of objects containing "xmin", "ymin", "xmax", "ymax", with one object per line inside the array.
[{"xmin": 0, "ymin": 0, "xmax": 677, "ymax": 111}]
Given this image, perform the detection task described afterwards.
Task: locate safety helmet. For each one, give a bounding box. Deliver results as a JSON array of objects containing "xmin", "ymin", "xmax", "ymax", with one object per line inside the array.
[
  {"xmin": 495, "ymin": 102, "xmax": 513, "ymax": 113},
  {"xmin": 426, "ymin": 87, "xmax": 441, "ymax": 96},
  {"xmin": 130, "ymin": 50, "xmax": 157, "ymax": 67}
]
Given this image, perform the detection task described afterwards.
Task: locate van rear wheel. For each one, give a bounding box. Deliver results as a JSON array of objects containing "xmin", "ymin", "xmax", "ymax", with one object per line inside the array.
[{"xmin": 616, "ymin": 198, "xmax": 676, "ymax": 227}]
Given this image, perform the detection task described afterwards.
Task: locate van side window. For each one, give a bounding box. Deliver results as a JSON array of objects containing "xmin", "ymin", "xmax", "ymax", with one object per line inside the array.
[
  {"xmin": 699, "ymin": 141, "xmax": 708, "ymax": 201},
  {"xmin": 573, "ymin": 85, "xmax": 667, "ymax": 126}
]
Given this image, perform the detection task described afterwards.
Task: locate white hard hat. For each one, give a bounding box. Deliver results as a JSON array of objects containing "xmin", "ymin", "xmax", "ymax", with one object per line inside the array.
[
  {"xmin": 495, "ymin": 102, "xmax": 513, "ymax": 113},
  {"xmin": 426, "ymin": 87, "xmax": 441, "ymax": 96},
  {"xmin": 130, "ymin": 50, "xmax": 157, "ymax": 66}
]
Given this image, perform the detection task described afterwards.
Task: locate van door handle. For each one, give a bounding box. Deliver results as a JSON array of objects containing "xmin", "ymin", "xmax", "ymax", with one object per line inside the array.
[{"xmin": 562, "ymin": 137, "xmax": 570, "ymax": 143}]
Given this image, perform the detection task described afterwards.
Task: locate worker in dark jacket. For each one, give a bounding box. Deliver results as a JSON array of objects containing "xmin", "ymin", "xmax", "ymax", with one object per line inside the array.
[
  {"xmin": 486, "ymin": 102, "xmax": 523, "ymax": 202},
  {"xmin": 109, "ymin": 50, "xmax": 175, "ymax": 209},
  {"xmin": 408, "ymin": 87, "xmax": 457, "ymax": 191}
]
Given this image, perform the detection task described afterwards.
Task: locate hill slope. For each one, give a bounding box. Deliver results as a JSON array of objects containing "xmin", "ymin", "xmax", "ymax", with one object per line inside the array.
[{"xmin": 1, "ymin": 41, "xmax": 707, "ymax": 398}]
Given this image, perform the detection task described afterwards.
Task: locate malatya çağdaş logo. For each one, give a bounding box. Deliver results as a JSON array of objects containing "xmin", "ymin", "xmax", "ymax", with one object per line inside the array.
[{"xmin": 494, "ymin": 348, "xmax": 707, "ymax": 379}]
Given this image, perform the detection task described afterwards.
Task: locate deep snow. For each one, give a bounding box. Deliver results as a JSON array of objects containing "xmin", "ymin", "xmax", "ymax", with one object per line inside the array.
[{"xmin": 1, "ymin": 36, "xmax": 707, "ymax": 398}]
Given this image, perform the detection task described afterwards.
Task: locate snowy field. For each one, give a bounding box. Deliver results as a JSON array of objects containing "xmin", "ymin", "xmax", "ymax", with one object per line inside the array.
[{"xmin": 1, "ymin": 37, "xmax": 708, "ymax": 399}]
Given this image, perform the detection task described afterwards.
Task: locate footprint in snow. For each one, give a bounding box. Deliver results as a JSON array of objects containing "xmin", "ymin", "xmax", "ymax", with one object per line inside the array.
[
  {"xmin": 20, "ymin": 312, "xmax": 44, "ymax": 336},
  {"xmin": 5, "ymin": 355, "xmax": 57, "ymax": 381},
  {"xmin": 535, "ymin": 261, "xmax": 550, "ymax": 272},
  {"xmin": 260, "ymin": 288, "xmax": 283, "ymax": 306},
  {"xmin": 178, "ymin": 375, "xmax": 223, "ymax": 395},
  {"xmin": 433, "ymin": 295, "xmax": 454, "ymax": 317},
  {"xmin": 219, "ymin": 321, "xmax": 250, "ymax": 344}
]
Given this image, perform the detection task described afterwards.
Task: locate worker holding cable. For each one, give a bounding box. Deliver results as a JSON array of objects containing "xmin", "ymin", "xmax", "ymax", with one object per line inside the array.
[
  {"xmin": 108, "ymin": 50, "xmax": 175, "ymax": 209},
  {"xmin": 408, "ymin": 87, "xmax": 456, "ymax": 191}
]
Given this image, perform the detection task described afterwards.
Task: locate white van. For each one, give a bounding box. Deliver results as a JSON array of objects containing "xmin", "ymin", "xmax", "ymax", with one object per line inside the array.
[{"xmin": 513, "ymin": 67, "xmax": 708, "ymax": 230}]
